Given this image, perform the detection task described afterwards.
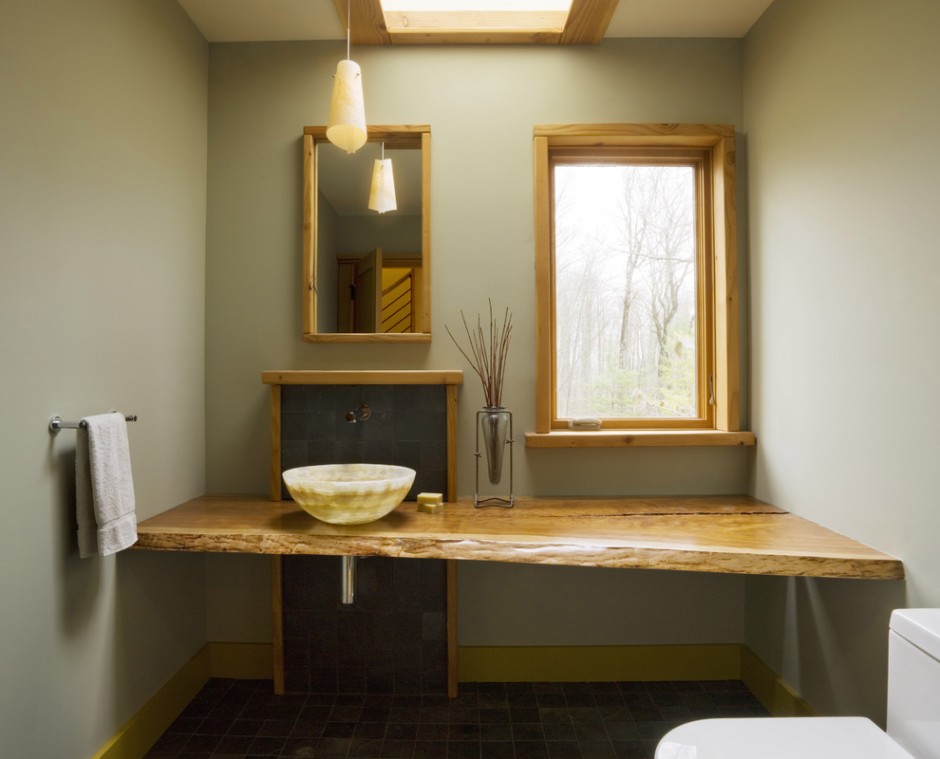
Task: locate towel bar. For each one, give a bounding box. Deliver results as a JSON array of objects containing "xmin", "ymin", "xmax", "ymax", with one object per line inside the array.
[{"xmin": 48, "ymin": 414, "xmax": 138, "ymax": 433}]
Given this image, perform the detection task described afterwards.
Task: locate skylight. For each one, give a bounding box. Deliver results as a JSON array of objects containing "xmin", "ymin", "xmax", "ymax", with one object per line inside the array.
[
  {"xmin": 377, "ymin": 0, "xmax": 577, "ymax": 42},
  {"xmin": 381, "ymin": 1, "xmax": 572, "ymax": 10},
  {"xmin": 343, "ymin": 0, "xmax": 618, "ymax": 46}
]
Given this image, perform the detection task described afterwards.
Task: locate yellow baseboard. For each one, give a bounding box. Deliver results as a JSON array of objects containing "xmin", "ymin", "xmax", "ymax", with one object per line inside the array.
[
  {"xmin": 740, "ymin": 646, "xmax": 815, "ymax": 716},
  {"xmin": 459, "ymin": 644, "xmax": 814, "ymax": 717},
  {"xmin": 92, "ymin": 642, "xmax": 273, "ymax": 759},
  {"xmin": 206, "ymin": 641, "xmax": 274, "ymax": 680},
  {"xmin": 458, "ymin": 644, "xmax": 741, "ymax": 682}
]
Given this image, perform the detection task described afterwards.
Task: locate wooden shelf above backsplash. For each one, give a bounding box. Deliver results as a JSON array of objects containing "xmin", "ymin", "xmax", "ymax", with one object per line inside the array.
[{"xmin": 262, "ymin": 370, "xmax": 464, "ymax": 386}]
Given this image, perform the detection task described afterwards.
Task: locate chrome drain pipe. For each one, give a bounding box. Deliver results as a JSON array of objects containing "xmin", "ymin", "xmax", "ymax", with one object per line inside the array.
[{"xmin": 341, "ymin": 555, "xmax": 357, "ymax": 605}]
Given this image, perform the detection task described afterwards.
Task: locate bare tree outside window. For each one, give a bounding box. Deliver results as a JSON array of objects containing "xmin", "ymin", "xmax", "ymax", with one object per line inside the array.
[{"xmin": 554, "ymin": 163, "xmax": 698, "ymax": 420}]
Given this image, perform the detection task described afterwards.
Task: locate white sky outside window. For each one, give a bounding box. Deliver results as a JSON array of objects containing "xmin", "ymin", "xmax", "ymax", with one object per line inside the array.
[{"xmin": 553, "ymin": 164, "xmax": 699, "ymax": 421}]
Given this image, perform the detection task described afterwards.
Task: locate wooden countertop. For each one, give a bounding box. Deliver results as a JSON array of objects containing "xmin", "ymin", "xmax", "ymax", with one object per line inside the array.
[{"xmin": 134, "ymin": 495, "xmax": 903, "ymax": 580}]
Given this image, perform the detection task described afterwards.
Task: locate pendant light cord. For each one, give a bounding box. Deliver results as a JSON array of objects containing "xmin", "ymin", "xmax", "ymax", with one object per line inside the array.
[{"xmin": 346, "ymin": 0, "xmax": 351, "ymax": 60}]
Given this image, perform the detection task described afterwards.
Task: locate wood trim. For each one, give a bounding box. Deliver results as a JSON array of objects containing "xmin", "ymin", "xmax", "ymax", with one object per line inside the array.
[
  {"xmin": 262, "ymin": 370, "xmax": 463, "ymax": 386},
  {"xmin": 263, "ymin": 368, "xmax": 461, "ymax": 698},
  {"xmin": 535, "ymin": 123, "xmax": 735, "ymax": 142},
  {"xmin": 446, "ymin": 384, "xmax": 458, "ymax": 502},
  {"xmin": 272, "ymin": 556, "xmax": 285, "ymax": 695},
  {"xmin": 533, "ymin": 135, "xmax": 553, "ymax": 434},
  {"xmin": 302, "ymin": 125, "xmax": 431, "ymax": 341},
  {"xmin": 532, "ymin": 124, "xmax": 745, "ymax": 437},
  {"xmin": 135, "ymin": 495, "xmax": 904, "ymax": 581},
  {"xmin": 303, "ymin": 125, "xmax": 427, "ymax": 144},
  {"xmin": 336, "ymin": 0, "xmax": 391, "ymax": 46},
  {"xmin": 548, "ymin": 418, "xmax": 716, "ymax": 431},
  {"xmin": 303, "ymin": 134, "xmax": 316, "ymax": 335},
  {"xmin": 383, "ymin": 10, "xmax": 567, "ymax": 33},
  {"xmin": 560, "ymin": 0, "xmax": 620, "ymax": 45},
  {"xmin": 421, "ymin": 130, "xmax": 432, "ymax": 334},
  {"xmin": 338, "ymin": 0, "xmax": 617, "ymax": 45},
  {"xmin": 712, "ymin": 134, "xmax": 740, "ymax": 431},
  {"xmin": 554, "ymin": 139, "xmax": 707, "ymax": 423},
  {"xmin": 303, "ymin": 332, "xmax": 432, "ymax": 344},
  {"xmin": 697, "ymin": 149, "xmax": 716, "ymax": 427},
  {"xmin": 388, "ymin": 29, "xmax": 562, "ymax": 45},
  {"xmin": 458, "ymin": 644, "xmax": 742, "ymax": 683},
  {"xmin": 269, "ymin": 384, "xmax": 282, "ymax": 501},
  {"xmin": 525, "ymin": 429, "xmax": 755, "ymax": 448},
  {"xmin": 446, "ymin": 560, "xmax": 458, "ymax": 698}
]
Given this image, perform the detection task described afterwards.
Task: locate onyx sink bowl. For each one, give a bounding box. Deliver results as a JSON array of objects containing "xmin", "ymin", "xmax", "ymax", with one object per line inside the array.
[{"xmin": 282, "ymin": 463, "xmax": 416, "ymax": 525}]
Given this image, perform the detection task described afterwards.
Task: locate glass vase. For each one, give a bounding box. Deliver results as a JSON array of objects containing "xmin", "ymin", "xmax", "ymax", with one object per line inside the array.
[{"xmin": 480, "ymin": 406, "xmax": 510, "ymax": 485}]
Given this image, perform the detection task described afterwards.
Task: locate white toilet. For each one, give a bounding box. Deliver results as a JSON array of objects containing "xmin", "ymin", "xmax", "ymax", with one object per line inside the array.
[{"xmin": 656, "ymin": 608, "xmax": 940, "ymax": 759}]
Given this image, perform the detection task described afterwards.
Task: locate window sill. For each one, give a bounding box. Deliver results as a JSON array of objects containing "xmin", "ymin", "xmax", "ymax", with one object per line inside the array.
[{"xmin": 524, "ymin": 429, "xmax": 756, "ymax": 448}]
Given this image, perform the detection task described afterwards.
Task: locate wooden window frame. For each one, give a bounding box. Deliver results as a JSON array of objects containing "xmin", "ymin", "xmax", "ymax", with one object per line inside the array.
[{"xmin": 529, "ymin": 124, "xmax": 754, "ymax": 449}]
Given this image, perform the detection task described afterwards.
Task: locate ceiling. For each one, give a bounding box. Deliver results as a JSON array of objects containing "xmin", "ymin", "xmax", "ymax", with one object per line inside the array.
[{"xmin": 176, "ymin": 0, "xmax": 775, "ymax": 43}]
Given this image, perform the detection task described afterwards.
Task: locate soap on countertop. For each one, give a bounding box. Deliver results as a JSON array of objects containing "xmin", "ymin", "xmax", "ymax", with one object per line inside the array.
[{"xmin": 417, "ymin": 492, "xmax": 444, "ymax": 513}]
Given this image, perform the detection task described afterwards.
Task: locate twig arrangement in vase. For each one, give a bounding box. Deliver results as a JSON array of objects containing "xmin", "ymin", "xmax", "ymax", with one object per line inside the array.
[
  {"xmin": 447, "ymin": 302, "xmax": 514, "ymax": 501},
  {"xmin": 445, "ymin": 300, "xmax": 513, "ymax": 409}
]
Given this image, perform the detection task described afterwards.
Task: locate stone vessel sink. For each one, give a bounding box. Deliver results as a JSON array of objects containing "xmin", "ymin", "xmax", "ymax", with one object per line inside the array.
[{"xmin": 282, "ymin": 464, "xmax": 416, "ymax": 525}]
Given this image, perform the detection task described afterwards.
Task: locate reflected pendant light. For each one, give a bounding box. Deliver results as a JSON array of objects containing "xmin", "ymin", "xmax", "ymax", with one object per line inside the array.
[
  {"xmin": 368, "ymin": 143, "xmax": 397, "ymax": 214},
  {"xmin": 327, "ymin": 0, "xmax": 367, "ymax": 154}
]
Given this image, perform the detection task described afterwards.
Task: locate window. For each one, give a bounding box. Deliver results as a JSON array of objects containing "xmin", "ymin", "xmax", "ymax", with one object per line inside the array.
[{"xmin": 530, "ymin": 125, "xmax": 752, "ymax": 447}]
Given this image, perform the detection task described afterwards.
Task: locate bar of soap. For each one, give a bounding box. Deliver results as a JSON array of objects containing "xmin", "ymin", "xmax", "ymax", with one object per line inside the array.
[
  {"xmin": 417, "ymin": 492, "xmax": 444, "ymax": 513},
  {"xmin": 568, "ymin": 417, "xmax": 602, "ymax": 430}
]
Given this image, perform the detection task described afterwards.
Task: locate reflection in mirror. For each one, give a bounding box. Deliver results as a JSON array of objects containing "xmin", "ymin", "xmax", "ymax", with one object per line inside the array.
[{"xmin": 303, "ymin": 126, "xmax": 430, "ymax": 342}]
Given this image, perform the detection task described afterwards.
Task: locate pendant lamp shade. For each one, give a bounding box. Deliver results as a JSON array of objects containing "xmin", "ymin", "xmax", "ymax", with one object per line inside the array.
[
  {"xmin": 327, "ymin": 59, "xmax": 367, "ymax": 154},
  {"xmin": 368, "ymin": 157, "xmax": 397, "ymax": 214}
]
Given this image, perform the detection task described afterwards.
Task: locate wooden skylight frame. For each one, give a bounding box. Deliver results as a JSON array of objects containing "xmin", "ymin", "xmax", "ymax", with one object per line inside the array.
[{"xmin": 336, "ymin": 0, "xmax": 620, "ymax": 45}]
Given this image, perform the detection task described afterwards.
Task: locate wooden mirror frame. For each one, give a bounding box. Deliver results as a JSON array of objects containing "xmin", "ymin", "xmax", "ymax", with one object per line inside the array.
[{"xmin": 302, "ymin": 125, "xmax": 431, "ymax": 343}]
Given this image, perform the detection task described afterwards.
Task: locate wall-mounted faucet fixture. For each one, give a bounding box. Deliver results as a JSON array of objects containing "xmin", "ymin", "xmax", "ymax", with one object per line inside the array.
[{"xmin": 344, "ymin": 403, "xmax": 372, "ymax": 423}]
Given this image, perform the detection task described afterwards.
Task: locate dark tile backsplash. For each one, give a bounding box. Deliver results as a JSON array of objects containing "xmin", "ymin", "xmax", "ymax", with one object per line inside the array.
[
  {"xmin": 279, "ymin": 383, "xmax": 449, "ymax": 695},
  {"xmin": 280, "ymin": 384, "xmax": 447, "ymax": 501}
]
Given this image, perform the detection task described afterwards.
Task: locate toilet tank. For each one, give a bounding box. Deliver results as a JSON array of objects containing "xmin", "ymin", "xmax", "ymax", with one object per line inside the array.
[{"xmin": 888, "ymin": 609, "xmax": 940, "ymax": 759}]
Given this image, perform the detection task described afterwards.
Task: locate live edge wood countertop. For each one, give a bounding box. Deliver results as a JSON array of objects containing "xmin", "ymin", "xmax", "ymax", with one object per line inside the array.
[{"xmin": 135, "ymin": 495, "xmax": 904, "ymax": 580}]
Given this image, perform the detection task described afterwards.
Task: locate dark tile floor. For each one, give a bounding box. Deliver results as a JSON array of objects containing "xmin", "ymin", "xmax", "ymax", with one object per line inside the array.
[{"xmin": 145, "ymin": 679, "xmax": 767, "ymax": 759}]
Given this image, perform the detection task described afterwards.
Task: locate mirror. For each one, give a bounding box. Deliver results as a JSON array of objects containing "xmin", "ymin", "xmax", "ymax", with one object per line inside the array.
[{"xmin": 303, "ymin": 126, "xmax": 431, "ymax": 342}]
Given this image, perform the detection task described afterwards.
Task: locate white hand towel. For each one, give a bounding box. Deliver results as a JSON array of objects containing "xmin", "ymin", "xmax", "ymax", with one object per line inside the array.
[{"xmin": 75, "ymin": 412, "xmax": 138, "ymax": 558}]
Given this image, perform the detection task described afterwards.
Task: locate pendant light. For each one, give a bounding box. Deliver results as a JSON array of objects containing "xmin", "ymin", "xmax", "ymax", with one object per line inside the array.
[
  {"xmin": 368, "ymin": 143, "xmax": 397, "ymax": 214},
  {"xmin": 327, "ymin": 0, "xmax": 367, "ymax": 154}
]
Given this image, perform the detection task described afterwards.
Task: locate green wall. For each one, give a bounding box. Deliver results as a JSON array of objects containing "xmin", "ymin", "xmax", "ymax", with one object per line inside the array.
[
  {"xmin": 744, "ymin": 0, "xmax": 938, "ymax": 722},
  {"xmin": 0, "ymin": 1, "xmax": 209, "ymax": 755},
  {"xmin": 204, "ymin": 38, "xmax": 751, "ymax": 647}
]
